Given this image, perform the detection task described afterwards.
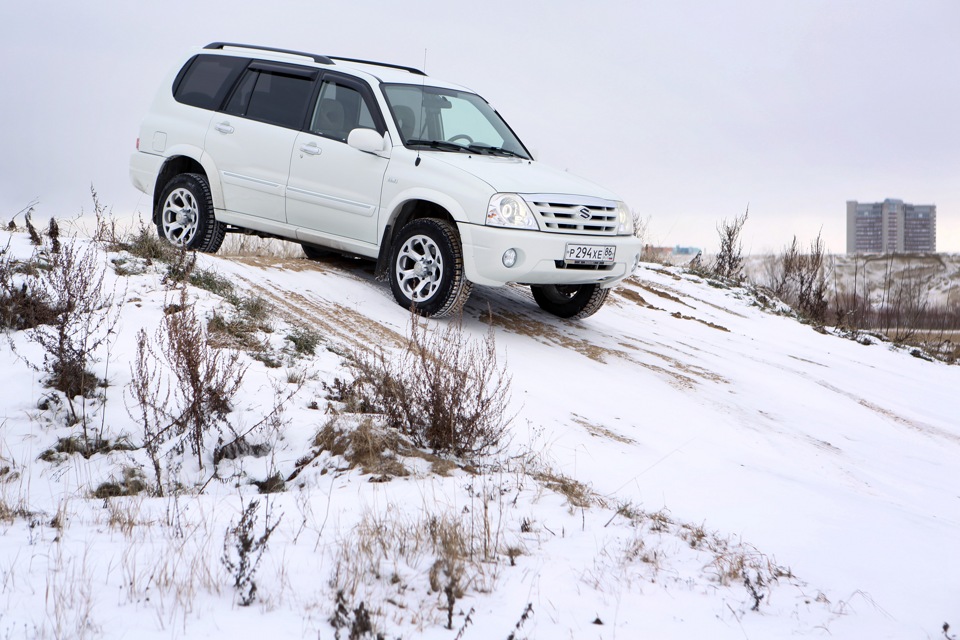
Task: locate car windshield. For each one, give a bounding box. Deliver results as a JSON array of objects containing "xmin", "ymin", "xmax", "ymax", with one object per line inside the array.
[{"xmin": 383, "ymin": 84, "xmax": 531, "ymax": 159}]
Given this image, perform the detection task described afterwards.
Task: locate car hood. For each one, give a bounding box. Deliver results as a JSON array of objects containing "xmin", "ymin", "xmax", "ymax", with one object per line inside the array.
[{"xmin": 429, "ymin": 153, "xmax": 621, "ymax": 201}]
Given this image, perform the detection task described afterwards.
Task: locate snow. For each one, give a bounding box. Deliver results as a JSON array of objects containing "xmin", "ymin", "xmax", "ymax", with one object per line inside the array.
[{"xmin": 0, "ymin": 225, "xmax": 957, "ymax": 639}]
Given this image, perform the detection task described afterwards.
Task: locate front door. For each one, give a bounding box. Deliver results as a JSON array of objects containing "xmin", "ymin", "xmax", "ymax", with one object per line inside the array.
[{"xmin": 286, "ymin": 75, "xmax": 389, "ymax": 244}]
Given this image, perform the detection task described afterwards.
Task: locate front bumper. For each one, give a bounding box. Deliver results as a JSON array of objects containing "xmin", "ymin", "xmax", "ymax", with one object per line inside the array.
[{"xmin": 457, "ymin": 222, "xmax": 643, "ymax": 288}]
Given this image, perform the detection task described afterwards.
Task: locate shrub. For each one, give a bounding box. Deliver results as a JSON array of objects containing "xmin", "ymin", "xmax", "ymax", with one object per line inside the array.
[
  {"xmin": 93, "ymin": 468, "xmax": 147, "ymax": 499},
  {"xmin": 825, "ymin": 254, "xmax": 960, "ymax": 360},
  {"xmin": 128, "ymin": 288, "xmax": 247, "ymax": 475},
  {"xmin": 24, "ymin": 209, "xmax": 42, "ymax": 246},
  {"xmin": 222, "ymin": 499, "xmax": 281, "ymax": 606},
  {"xmin": 348, "ymin": 314, "xmax": 512, "ymax": 457},
  {"xmin": 126, "ymin": 222, "xmax": 178, "ymax": 262},
  {"xmin": 47, "ymin": 218, "xmax": 61, "ymax": 254},
  {"xmin": 307, "ymin": 418, "xmax": 410, "ymax": 479},
  {"xmin": 285, "ymin": 325, "xmax": 321, "ymax": 356},
  {"xmin": 162, "ymin": 291, "xmax": 247, "ymax": 468},
  {"xmin": 22, "ymin": 239, "xmax": 121, "ymax": 428},
  {"xmin": 767, "ymin": 232, "xmax": 828, "ymax": 324},
  {"xmin": 0, "ymin": 240, "xmax": 58, "ymax": 330},
  {"xmin": 38, "ymin": 436, "xmax": 135, "ymax": 462},
  {"xmin": 190, "ymin": 267, "xmax": 235, "ymax": 297},
  {"xmin": 90, "ymin": 186, "xmax": 126, "ymax": 251},
  {"xmin": 162, "ymin": 246, "xmax": 197, "ymax": 285},
  {"xmin": 207, "ymin": 292, "xmax": 273, "ymax": 352},
  {"xmin": 712, "ymin": 208, "xmax": 749, "ymax": 280}
]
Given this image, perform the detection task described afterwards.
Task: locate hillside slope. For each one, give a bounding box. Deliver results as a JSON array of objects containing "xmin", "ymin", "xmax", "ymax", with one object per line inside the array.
[{"xmin": 1, "ymin": 228, "xmax": 957, "ymax": 639}]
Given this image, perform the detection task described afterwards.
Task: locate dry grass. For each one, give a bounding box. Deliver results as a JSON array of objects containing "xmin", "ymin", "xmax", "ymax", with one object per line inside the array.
[
  {"xmin": 103, "ymin": 494, "xmax": 154, "ymax": 538},
  {"xmin": 532, "ymin": 468, "xmax": 596, "ymax": 510},
  {"xmin": 305, "ymin": 418, "xmax": 410, "ymax": 479},
  {"xmin": 330, "ymin": 505, "xmax": 502, "ymax": 633},
  {"xmin": 570, "ymin": 414, "xmax": 637, "ymax": 445},
  {"xmin": 347, "ymin": 313, "xmax": 512, "ymax": 457},
  {"xmin": 589, "ymin": 500, "xmax": 796, "ymax": 612},
  {"xmin": 0, "ymin": 490, "xmax": 32, "ymax": 523},
  {"xmin": 93, "ymin": 467, "xmax": 148, "ymax": 499}
]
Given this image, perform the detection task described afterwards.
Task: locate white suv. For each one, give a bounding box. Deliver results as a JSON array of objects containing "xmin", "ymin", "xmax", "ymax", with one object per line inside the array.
[{"xmin": 130, "ymin": 43, "xmax": 642, "ymax": 318}]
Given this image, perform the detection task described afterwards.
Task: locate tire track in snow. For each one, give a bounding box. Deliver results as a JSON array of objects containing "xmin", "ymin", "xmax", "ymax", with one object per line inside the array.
[
  {"xmin": 220, "ymin": 254, "xmax": 730, "ymax": 391},
  {"xmin": 226, "ymin": 266, "xmax": 407, "ymax": 351}
]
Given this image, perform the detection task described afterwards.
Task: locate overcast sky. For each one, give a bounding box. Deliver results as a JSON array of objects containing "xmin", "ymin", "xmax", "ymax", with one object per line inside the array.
[{"xmin": 2, "ymin": 0, "xmax": 958, "ymax": 254}]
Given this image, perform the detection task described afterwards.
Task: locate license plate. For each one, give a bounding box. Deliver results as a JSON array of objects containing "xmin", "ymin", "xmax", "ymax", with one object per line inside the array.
[{"xmin": 564, "ymin": 243, "xmax": 616, "ymax": 264}]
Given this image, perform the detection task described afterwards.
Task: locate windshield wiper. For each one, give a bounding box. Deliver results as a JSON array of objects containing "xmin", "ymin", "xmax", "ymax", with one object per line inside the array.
[
  {"xmin": 406, "ymin": 139, "xmax": 471, "ymax": 153},
  {"xmin": 467, "ymin": 144, "xmax": 526, "ymax": 159}
]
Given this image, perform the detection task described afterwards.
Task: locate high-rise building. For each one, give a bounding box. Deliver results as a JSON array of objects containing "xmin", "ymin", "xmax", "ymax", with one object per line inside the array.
[{"xmin": 846, "ymin": 199, "xmax": 936, "ymax": 254}]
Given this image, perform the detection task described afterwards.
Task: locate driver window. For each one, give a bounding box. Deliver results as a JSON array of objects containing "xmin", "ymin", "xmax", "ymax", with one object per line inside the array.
[{"xmin": 310, "ymin": 80, "xmax": 378, "ymax": 142}]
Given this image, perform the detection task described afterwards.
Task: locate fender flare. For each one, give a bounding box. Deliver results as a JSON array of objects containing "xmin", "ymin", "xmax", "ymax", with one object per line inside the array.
[{"xmin": 154, "ymin": 145, "xmax": 226, "ymax": 214}]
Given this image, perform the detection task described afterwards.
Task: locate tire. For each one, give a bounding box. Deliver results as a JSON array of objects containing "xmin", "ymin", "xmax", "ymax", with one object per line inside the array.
[
  {"xmin": 155, "ymin": 173, "xmax": 226, "ymax": 253},
  {"xmin": 531, "ymin": 283, "xmax": 610, "ymax": 319},
  {"xmin": 388, "ymin": 218, "xmax": 472, "ymax": 317}
]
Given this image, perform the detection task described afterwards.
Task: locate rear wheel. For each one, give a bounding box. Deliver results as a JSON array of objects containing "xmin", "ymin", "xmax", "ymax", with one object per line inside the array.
[
  {"xmin": 531, "ymin": 283, "xmax": 609, "ymax": 319},
  {"xmin": 155, "ymin": 173, "xmax": 225, "ymax": 253},
  {"xmin": 388, "ymin": 218, "xmax": 471, "ymax": 317}
]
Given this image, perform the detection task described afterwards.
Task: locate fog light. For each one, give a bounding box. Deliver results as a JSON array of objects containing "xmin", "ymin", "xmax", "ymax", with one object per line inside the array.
[{"xmin": 502, "ymin": 248, "xmax": 518, "ymax": 268}]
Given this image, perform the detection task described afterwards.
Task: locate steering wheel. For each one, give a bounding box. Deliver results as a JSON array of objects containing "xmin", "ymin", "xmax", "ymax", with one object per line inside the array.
[{"xmin": 447, "ymin": 134, "xmax": 474, "ymax": 145}]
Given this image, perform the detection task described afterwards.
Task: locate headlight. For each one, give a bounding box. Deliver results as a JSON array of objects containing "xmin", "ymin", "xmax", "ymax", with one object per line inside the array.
[
  {"xmin": 486, "ymin": 193, "xmax": 539, "ymax": 230},
  {"xmin": 616, "ymin": 201, "xmax": 634, "ymax": 236}
]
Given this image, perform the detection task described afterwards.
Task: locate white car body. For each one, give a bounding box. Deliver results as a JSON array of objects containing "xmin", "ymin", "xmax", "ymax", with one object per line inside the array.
[{"xmin": 130, "ymin": 43, "xmax": 643, "ymax": 317}]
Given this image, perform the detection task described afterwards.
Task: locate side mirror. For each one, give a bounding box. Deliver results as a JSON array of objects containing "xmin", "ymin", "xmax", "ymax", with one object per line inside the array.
[{"xmin": 347, "ymin": 128, "xmax": 386, "ymax": 154}]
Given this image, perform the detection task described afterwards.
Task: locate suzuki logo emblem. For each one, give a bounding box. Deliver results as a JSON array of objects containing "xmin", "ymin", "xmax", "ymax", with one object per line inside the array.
[{"xmin": 578, "ymin": 207, "xmax": 592, "ymax": 220}]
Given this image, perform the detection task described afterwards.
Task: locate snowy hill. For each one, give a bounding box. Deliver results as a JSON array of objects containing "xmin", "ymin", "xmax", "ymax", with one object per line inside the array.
[{"xmin": 0, "ymin": 225, "xmax": 957, "ymax": 639}]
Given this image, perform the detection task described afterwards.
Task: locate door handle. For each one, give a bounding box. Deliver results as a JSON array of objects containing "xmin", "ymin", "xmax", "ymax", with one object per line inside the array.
[
  {"xmin": 215, "ymin": 122, "xmax": 235, "ymax": 134},
  {"xmin": 299, "ymin": 142, "xmax": 322, "ymax": 156}
]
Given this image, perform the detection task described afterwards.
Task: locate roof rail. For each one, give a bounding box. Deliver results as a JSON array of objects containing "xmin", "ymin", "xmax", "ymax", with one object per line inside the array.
[
  {"xmin": 203, "ymin": 43, "xmax": 428, "ymax": 77},
  {"xmin": 327, "ymin": 56, "xmax": 427, "ymax": 76},
  {"xmin": 204, "ymin": 42, "xmax": 334, "ymax": 65}
]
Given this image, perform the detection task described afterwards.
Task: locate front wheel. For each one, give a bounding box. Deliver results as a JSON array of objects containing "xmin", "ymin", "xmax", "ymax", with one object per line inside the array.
[
  {"xmin": 531, "ymin": 283, "xmax": 609, "ymax": 319},
  {"xmin": 388, "ymin": 218, "xmax": 472, "ymax": 317},
  {"xmin": 155, "ymin": 173, "xmax": 226, "ymax": 253}
]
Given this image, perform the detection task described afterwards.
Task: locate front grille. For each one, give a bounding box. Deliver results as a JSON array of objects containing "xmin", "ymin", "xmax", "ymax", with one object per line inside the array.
[{"xmin": 524, "ymin": 195, "xmax": 619, "ymax": 236}]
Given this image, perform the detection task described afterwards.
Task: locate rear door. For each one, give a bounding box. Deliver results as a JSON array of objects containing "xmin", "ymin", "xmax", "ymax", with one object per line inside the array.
[
  {"xmin": 205, "ymin": 61, "xmax": 317, "ymax": 222},
  {"xmin": 286, "ymin": 73, "xmax": 389, "ymax": 244}
]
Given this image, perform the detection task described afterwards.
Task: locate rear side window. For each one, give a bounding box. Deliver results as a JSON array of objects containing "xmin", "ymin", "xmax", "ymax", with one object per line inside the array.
[
  {"xmin": 173, "ymin": 55, "xmax": 249, "ymax": 110},
  {"xmin": 223, "ymin": 64, "xmax": 317, "ymax": 130}
]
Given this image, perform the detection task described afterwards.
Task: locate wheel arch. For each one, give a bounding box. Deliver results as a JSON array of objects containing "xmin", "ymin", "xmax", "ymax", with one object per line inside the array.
[
  {"xmin": 152, "ymin": 150, "xmax": 223, "ymax": 223},
  {"xmin": 376, "ymin": 197, "xmax": 458, "ymax": 277},
  {"xmin": 393, "ymin": 198, "xmax": 455, "ymax": 230}
]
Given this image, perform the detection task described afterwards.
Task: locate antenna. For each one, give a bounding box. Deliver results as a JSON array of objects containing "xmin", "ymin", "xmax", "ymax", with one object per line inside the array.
[{"xmin": 415, "ymin": 48, "xmax": 427, "ymax": 167}]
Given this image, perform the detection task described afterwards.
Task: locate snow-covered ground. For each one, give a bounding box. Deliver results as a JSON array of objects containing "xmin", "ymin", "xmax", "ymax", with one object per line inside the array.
[{"xmin": 1, "ymin": 224, "xmax": 957, "ymax": 639}]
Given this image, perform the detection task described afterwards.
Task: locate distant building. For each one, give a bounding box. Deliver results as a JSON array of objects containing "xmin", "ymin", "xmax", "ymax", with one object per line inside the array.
[{"xmin": 846, "ymin": 199, "xmax": 936, "ymax": 254}]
